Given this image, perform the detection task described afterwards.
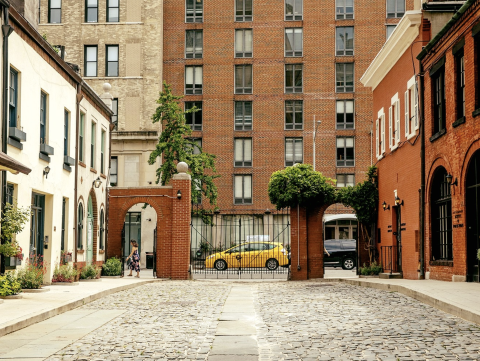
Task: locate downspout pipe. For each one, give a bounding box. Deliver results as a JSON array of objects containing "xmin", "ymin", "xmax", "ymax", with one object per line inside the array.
[
  {"xmin": 1, "ymin": 4, "xmax": 12, "ymax": 275},
  {"xmin": 419, "ymin": 61, "xmax": 425, "ymax": 279},
  {"xmin": 74, "ymin": 84, "xmax": 83, "ymax": 264}
]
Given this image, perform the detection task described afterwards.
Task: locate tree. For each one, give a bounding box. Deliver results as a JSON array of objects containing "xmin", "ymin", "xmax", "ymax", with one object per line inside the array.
[{"xmin": 148, "ymin": 82, "xmax": 219, "ymax": 220}]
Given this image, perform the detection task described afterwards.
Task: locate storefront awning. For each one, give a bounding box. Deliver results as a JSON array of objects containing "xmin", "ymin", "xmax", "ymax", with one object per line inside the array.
[
  {"xmin": 323, "ymin": 214, "xmax": 357, "ymax": 223},
  {"xmin": 0, "ymin": 152, "xmax": 31, "ymax": 175}
]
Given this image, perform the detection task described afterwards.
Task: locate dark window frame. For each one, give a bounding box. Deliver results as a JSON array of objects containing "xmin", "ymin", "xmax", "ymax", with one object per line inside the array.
[
  {"xmin": 235, "ymin": 0, "xmax": 253, "ymax": 22},
  {"xmin": 185, "ymin": 101, "xmax": 203, "ymax": 131},
  {"xmin": 431, "ymin": 168, "xmax": 453, "ymax": 261},
  {"xmin": 456, "ymin": 50, "xmax": 465, "ymax": 120},
  {"xmin": 99, "ymin": 209, "xmax": 105, "ymax": 250},
  {"xmin": 234, "ymin": 138, "xmax": 252, "ymax": 167},
  {"xmin": 285, "ymin": 100, "xmax": 303, "ymax": 130},
  {"xmin": 77, "ymin": 203, "xmax": 84, "ymax": 249},
  {"xmin": 110, "ymin": 156, "xmax": 118, "ymax": 186},
  {"xmin": 107, "ymin": 0, "xmax": 119, "ymax": 22},
  {"xmin": 79, "ymin": 113, "xmax": 85, "ymax": 163},
  {"xmin": 234, "ymin": 174, "xmax": 252, "ymax": 204},
  {"xmin": 432, "ymin": 66, "xmax": 446, "ymax": 135},
  {"xmin": 186, "ymin": 0, "xmax": 203, "ymax": 23},
  {"xmin": 84, "ymin": 45, "xmax": 98, "ymax": 77},
  {"xmin": 285, "ymin": 137, "xmax": 303, "ymax": 166},
  {"xmin": 101, "ymin": 129, "xmax": 105, "ymax": 174},
  {"xmin": 336, "ymin": 136, "xmax": 355, "ymax": 167},
  {"xmin": 285, "ymin": 64, "xmax": 303, "ymax": 93},
  {"xmin": 285, "ymin": 28, "xmax": 303, "ymax": 57},
  {"xmin": 48, "ymin": 0, "xmax": 62, "ymax": 23},
  {"xmin": 336, "ymin": 63, "xmax": 354, "ymax": 93},
  {"xmin": 235, "ymin": 101, "xmax": 252, "ymax": 130},
  {"xmin": 6, "ymin": 183, "xmax": 14, "ymax": 205},
  {"xmin": 336, "ymin": 0, "xmax": 354, "ymax": 19},
  {"xmin": 185, "ymin": 66, "xmax": 203, "ymax": 95},
  {"xmin": 112, "ymin": 98, "xmax": 118, "ymax": 130},
  {"xmin": 85, "ymin": 0, "xmax": 98, "ymax": 22},
  {"xmin": 91, "ymin": 122, "xmax": 96, "ymax": 169},
  {"xmin": 61, "ymin": 197, "xmax": 66, "ymax": 251},
  {"xmin": 336, "ymin": 99, "xmax": 355, "ymax": 129},
  {"xmin": 40, "ymin": 92, "xmax": 47, "ymax": 145},
  {"xmin": 235, "ymin": 64, "xmax": 253, "ymax": 94},
  {"xmin": 105, "ymin": 44, "xmax": 119, "ymax": 77},
  {"xmin": 9, "ymin": 68, "xmax": 18, "ymax": 128},
  {"xmin": 185, "ymin": 30, "xmax": 203, "ymax": 58},
  {"xmin": 336, "ymin": 26, "xmax": 354, "ymax": 56},
  {"xmin": 64, "ymin": 109, "xmax": 69, "ymax": 156}
]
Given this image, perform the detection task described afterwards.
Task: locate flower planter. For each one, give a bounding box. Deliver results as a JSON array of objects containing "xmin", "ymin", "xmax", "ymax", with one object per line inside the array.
[{"xmin": 62, "ymin": 255, "xmax": 72, "ymax": 263}]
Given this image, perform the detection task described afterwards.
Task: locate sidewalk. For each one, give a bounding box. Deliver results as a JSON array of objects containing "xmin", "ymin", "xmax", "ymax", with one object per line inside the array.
[{"xmin": 0, "ymin": 270, "xmax": 165, "ymax": 337}]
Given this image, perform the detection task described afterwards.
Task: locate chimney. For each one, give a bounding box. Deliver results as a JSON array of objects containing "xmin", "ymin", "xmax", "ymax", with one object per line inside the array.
[{"xmin": 10, "ymin": 0, "xmax": 40, "ymax": 30}]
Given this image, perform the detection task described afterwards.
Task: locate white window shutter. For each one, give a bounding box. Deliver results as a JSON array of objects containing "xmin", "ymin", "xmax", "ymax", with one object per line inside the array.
[
  {"xmin": 388, "ymin": 106, "xmax": 393, "ymax": 150},
  {"xmin": 376, "ymin": 118, "xmax": 379, "ymax": 158},
  {"xmin": 395, "ymin": 100, "xmax": 400, "ymax": 146},
  {"xmin": 381, "ymin": 114, "xmax": 386, "ymax": 154},
  {"xmin": 414, "ymin": 83, "xmax": 419, "ymax": 130},
  {"xmin": 405, "ymin": 90, "xmax": 410, "ymax": 137}
]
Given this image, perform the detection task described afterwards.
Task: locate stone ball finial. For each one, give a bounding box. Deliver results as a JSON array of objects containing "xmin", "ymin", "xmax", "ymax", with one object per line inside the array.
[
  {"xmin": 103, "ymin": 83, "xmax": 112, "ymax": 93},
  {"xmin": 177, "ymin": 162, "xmax": 188, "ymax": 174}
]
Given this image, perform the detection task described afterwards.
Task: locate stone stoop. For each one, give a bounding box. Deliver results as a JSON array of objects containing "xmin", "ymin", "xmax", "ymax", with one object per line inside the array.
[{"xmin": 379, "ymin": 272, "xmax": 403, "ymax": 279}]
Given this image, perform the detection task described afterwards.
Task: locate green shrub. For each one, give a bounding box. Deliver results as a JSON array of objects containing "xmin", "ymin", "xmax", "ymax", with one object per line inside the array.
[
  {"xmin": 360, "ymin": 261, "xmax": 383, "ymax": 276},
  {"xmin": 52, "ymin": 264, "xmax": 77, "ymax": 283},
  {"xmin": 80, "ymin": 264, "xmax": 99, "ymax": 280},
  {"xmin": 102, "ymin": 257, "xmax": 122, "ymax": 276},
  {"xmin": 0, "ymin": 272, "xmax": 22, "ymax": 296},
  {"xmin": 17, "ymin": 257, "xmax": 46, "ymax": 289}
]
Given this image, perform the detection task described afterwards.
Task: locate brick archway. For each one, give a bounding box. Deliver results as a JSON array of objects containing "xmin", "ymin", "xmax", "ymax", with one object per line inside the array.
[{"xmin": 107, "ymin": 176, "xmax": 191, "ymax": 280}]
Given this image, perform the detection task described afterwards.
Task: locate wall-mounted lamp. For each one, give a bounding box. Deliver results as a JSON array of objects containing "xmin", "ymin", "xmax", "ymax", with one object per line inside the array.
[
  {"xmin": 265, "ymin": 209, "xmax": 271, "ymax": 215},
  {"xmin": 446, "ymin": 173, "xmax": 458, "ymax": 187},
  {"xmin": 147, "ymin": 218, "xmax": 152, "ymax": 222},
  {"xmin": 214, "ymin": 209, "xmax": 220, "ymax": 215},
  {"xmin": 176, "ymin": 190, "xmax": 182, "ymax": 199},
  {"xmin": 382, "ymin": 201, "xmax": 390, "ymax": 211},
  {"xmin": 43, "ymin": 166, "xmax": 51, "ymax": 179},
  {"xmin": 93, "ymin": 176, "xmax": 102, "ymax": 189},
  {"xmin": 395, "ymin": 196, "xmax": 404, "ymax": 206}
]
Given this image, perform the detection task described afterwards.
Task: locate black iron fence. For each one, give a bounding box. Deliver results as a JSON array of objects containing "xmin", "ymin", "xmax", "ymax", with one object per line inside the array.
[
  {"xmin": 190, "ymin": 209, "xmax": 291, "ymax": 279},
  {"xmin": 381, "ymin": 245, "xmax": 401, "ymax": 274}
]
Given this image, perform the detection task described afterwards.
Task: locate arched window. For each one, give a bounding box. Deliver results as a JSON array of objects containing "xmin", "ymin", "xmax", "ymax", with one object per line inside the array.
[
  {"xmin": 431, "ymin": 167, "xmax": 452, "ymax": 261},
  {"xmin": 77, "ymin": 203, "xmax": 84, "ymax": 249},
  {"xmin": 100, "ymin": 209, "xmax": 105, "ymax": 250}
]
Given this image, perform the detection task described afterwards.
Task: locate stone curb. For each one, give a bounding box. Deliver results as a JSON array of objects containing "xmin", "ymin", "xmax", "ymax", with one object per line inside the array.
[
  {"xmin": 319, "ymin": 278, "xmax": 480, "ymax": 326},
  {"xmin": 0, "ymin": 279, "xmax": 165, "ymax": 337}
]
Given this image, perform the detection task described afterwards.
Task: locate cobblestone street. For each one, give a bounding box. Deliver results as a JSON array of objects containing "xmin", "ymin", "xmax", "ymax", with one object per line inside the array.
[{"xmin": 12, "ymin": 281, "xmax": 480, "ymax": 361}]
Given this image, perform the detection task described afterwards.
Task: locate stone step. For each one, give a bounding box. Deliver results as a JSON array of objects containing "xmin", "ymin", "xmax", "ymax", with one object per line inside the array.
[{"xmin": 379, "ymin": 272, "xmax": 403, "ymax": 279}]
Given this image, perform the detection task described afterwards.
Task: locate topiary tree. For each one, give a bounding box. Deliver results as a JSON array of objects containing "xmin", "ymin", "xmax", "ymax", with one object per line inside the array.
[{"xmin": 268, "ymin": 164, "xmax": 337, "ymax": 209}]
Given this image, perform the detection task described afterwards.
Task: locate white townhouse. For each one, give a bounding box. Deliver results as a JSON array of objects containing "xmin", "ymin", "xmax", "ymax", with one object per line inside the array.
[{"xmin": 6, "ymin": 4, "xmax": 112, "ymax": 281}]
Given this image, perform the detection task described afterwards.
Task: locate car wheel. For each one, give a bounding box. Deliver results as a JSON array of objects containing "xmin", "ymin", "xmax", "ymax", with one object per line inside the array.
[
  {"xmin": 342, "ymin": 257, "xmax": 355, "ymax": 270},
  {"xmin": 265, "ymin": 258, "xmax": 279, "ymax": 271},
  {"xmin": 214, "ymin": 259, "xmax": 227, "ymax": 271}
]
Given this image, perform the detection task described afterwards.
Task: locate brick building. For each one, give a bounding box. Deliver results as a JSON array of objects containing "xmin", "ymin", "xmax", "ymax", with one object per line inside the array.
[{"xmin": 418, "ymin": 0, "xmax": 480, "ymax": 282}]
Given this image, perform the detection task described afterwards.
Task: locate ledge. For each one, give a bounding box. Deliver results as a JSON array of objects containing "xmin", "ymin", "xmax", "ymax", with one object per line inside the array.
[
  {"xmin": 100, "ymin": 173, "xmax": 107, "ymax": 179},
  {"xmin": 90, "ymin": 168, "xmax": 97, "ymax": 174},
  {"xmin": 79, "ymin": 161, "xmax": 87, "ymax": 168},
  {"xmin": 453, "ymin": 116, "xmax": 466, "ymax": 128},
  {"xmin": 38, "ymin": 152, "xmax": 51, "ymax": 163},
  {"xmin": 473, "ymin": 107, "xmax": 480, "ymax": 118},
  {"xmin": 8, "ymin": 137, "xmax": 23, "ymax": 150},
  {"xmin": 77, "ymin": 249, "xmax": 84, "ymax": 254},
  {"xmin": 429, "ymin": 260, "xmax": 453, "ymax": 267},
  {"xmin": 9, "ymin": 127, "xmax": 26, "ymax": 142},
  {"xmin": 429, "ymin": 129, "xmax": 446, "ymax": 143},
  {"xmin": 63, "ymin": 164, "xmax": 72, "ymax": 172}
]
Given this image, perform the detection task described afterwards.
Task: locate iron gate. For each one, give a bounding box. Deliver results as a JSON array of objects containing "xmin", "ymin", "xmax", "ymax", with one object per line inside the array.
[{"xmin": 190, "ymin": 209, "xmax": 291, "ymax": 279}]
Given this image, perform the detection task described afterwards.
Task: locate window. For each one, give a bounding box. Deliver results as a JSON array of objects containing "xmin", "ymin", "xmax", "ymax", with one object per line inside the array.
[
  {"xmin": 49, "ymin": 0, "xmax": 61, "ymax": 23},
  {"xmin": 64, "ymin": 110, "xmax": 69, "ymax": 156},
  {"xmin": 405, "ymin": 77, "xmax": 418, "ymax": 138},
  {"xmin": 110, "ymin": 156, "xmax": 118, "ymax": 186},
  {"xmin": 112, "ymin": 98, "xmax": 118, "ymax": 130},
  {"xmin": 186, "ymin": 30, "xmax": 203, "ymax": 58},
  {"xmin": 86, "ymin": 0, "xmax": 98, "ymax": 22},
  {"xmin": 77, "ymin": 203, "xmax": 84, "ymax": 249},
  {"xmin": 285, "ymin": 28, "xmax": 303, "ymax": 57},
  {"xmin": 91, "ymin": 122, "xmax": 96, "ymax": 168},
  {"xmin": 389, "ymin": 95, "xmax": 400, "ymax": 149},
  {"xmin": 336, "ymin": 63, "xmax": 354, "ymax": 92},
  {"xmin": 285, "ymin": 138, "xmax": 303, "ymax": 166},
  {"xmin": 285, "ymin": 100, "xmax": 303, "ymax": 130},
  {"xmin": 235, "ymin": 65, "xmax": 252, "ymax": 94},
  {"xmin": 6, "ymin": 184, "xmax": 14, "ymax": 205},
  {"xmin": 101, "ymin": 130, "xmax": 105, "ymax": 174},
  {"xmin": 336, "ymin": 0, "xmax": 354, "ymax": 19},
  {"xmin": 387, "ymin": 0, "xmax": 405, "ymax": 18},
  {"xmin": 186, "ymin": 0, "xmax": 203, "ymax": 22},
  {"xmin": 235, "ymin": 29, "xmax": 253, "ymax": 58},
  {"xmin": 79, "ymin": 113, "xmax": 85, "ymax": 163},
  {"xmin": 285, "ymin": 0, "xmax": 302, "ymax": 20},
  {"xmin": 337, "ymin": 174, "xmax": 355, "ymax": 187},
  {"xmin": 106, "ymin": 45, "xmax": 119, "ymax": 77},
  {"xmin": 234, "ymin": 138, "xmax": 252, "ymax": 167},
  {"xmin": 185, "ymin": 102, "xmax": 202, "ymax": 130},
  {"xmin": 234, "ymin": 175, "xmax": 252, "ymax": 204},
  {"xmin": 84, "ymin": 46, "xmax": 98, "ymax": 77},
  {"xmin": 189, "ymin": 138, "xmax": 202, "ymax": 155},
  {"xmin": 235, "ymin": 101, "xmax": 252, "ymax": 130},
  {"xmin": 381, "ymin": 111, "xmax": 386, "ymax": 154},
  {"xmin": 336, "ymin": 27, "xmax": 354, "ymax": 56},
  {"xmin": 336, "ymin": 137, "xmax": 354, "ymax": 167},
  {"xmin": 107, "ymin": 0, "xmax": 119, "ymax": 22},
  {"xmin": 285, "ymin": 64, "xmax": 302, "ymax": 93},
  {"xmin": 432, "ymin": 66, "xmax": 446, "ymax": 135},
  {"xmin": 456, "ymin": 50, "xmax": 465, "ymax": 120},
  {"xmin": 9, "ymin": 68, "xmax": 18, "ymax": 128},
  {"xmin": 386, "ymin": 25, "xmax": 396, "ymax": 39},
  {"xmin": 99, "ymin": 209, "xmax": 105, "ymax": 250},
  {"xmin": 236, "ymin": 0, "xmax": 252, "ymax": 21},
  {"xmin": 431, "ymin": 168, "xmax": 452, "ymax": 261},
  {"xmin": 40, "ymin": 92, "xmax": 47, "ymax": 145},
  {"xmin": 61, "ymin": 198, "xmax": 66, "ymax": 251},
  {"xmin": 336, "ymin": 100, "xmax": 354, "ymax": 129},
  {"xmin": 376, "ymin": 108, "xmax": 386, "ymax": 159},
  {"xmin": 185, "ymin": 66, "xmax": 203, "ymax": 94}
]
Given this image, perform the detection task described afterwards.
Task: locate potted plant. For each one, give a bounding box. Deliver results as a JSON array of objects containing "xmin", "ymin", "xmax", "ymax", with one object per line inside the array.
[
  {"xmin": 0, "ymin": 203, "xmax": 30, "ymax": 270},
  {"xmin": 17, "ymin": 255, "xmax": 47, "ymax": 291},
  {"xmin": 0, "ymin": 272, "xmax": 22, "ymax": 298},
  {"xmin": 80, "ymin": 264, "xmax": 101, "ymax": 281},
  {"xmin": 101, "ymin": 257, "xmax": 122, "ymax": 277},
  {"xmin": 52, "ymin": 264, "xmax": 78, "ymax": 284}
]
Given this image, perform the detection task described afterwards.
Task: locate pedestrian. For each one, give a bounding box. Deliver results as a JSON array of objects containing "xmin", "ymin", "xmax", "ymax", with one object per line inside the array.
[{"xmin": 127, "ymin": 239, "xmax": 140, "ymax": 278}]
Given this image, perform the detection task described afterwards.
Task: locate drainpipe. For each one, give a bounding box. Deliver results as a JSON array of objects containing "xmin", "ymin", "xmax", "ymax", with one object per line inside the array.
[
  {"xmin": 419, "ymin": 61, "xmax": 425, "ymax": 279},
  {"xmin": 74, "ymin": 84, "xmax": 83, "ymax": 264},
  {"xmin": 1, "ymin": 4, "xmax": 12, "ymax": 275}
]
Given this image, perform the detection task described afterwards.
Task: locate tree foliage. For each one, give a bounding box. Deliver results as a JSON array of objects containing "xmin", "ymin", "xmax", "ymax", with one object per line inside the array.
[
  {"xmin": 268, "ymin": 164, "xmax": 337, "ymax": 209},
  {"xmin": 148, "ymin": 82, "xmax": 220, "ymax": 210}
]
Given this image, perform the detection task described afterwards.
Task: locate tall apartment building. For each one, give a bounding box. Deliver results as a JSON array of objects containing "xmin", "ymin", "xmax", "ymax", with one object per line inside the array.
[
  {"xmin": 164, "ymin": 0, "xmax": 416, "ymax": 239},
  {"xmin": 38, "ymin": 0, "xmax": 163, "ymax": 265}
]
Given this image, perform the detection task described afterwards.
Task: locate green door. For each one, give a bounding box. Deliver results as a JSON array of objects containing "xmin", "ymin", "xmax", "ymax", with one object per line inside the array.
[
  {"xmin": 87, "ymin": 196, "xmax": 94, "ymax": 264},
  {"xmin": 30, "ymin": 193, "xmax": 45, "ymax": 257}
]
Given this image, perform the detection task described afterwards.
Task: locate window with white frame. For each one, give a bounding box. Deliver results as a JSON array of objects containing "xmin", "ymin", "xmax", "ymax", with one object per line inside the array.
[
  {"xmin": 234, "ymin": 138, "xmax": 252, "ymax": 167},
  {"xmin": 405, "ymin": 77, "xmax": 419, "ymax": 138},
  {"xmin": 336, "ymin": 0, "xmax": 354, "ymax": 19},
  {"xmin": 286, "ymin": 0, "xmax": 303, "ymax": 20},
  {"xmin": 185, "ymin": 66, "xmax": 203, "ymax": 94},
  {"xmin": 386, "ymin": 25, "xmax": 396, "ymax": 39},
  {"xmin": 336, "ymin": 100, "xmax": 354, "ymax": 129},
  {"xmin": 336, "ymin": 174, "xmax": 355, "ymax": 187},
  {"xmin": 236, "ymin": 0, "xmax": 253, "ymax": 21},
  {"xmin": 110, "ymin": 156, "xmax": 118, "ymax": 186},
  {"xmin": 376, "ymin": 108, "xmax": 385, "ymax": 159},
  {"xmin": 389, "ymin": 94, "xmax": 400, "ymax": 150},
  {"xmin": 235, "ymin": 29, "xmax": 253, "ymax": 58},
  {"xmin": 186, "ymin": 30, "xmax": 203, "ymax": 58},
  {"xmin": 386, "ymin": 0, "xmax": 405, "ymax": 18},
  {"xmin": 336, "ymin": 26, "xmax": 354, "ymax": 56},
  {"xmin": 336, "ymin": 63, "xmax": 354, "ymax": 92},
  {"xmin": 285, "ymin": 138, "xmax": 303, "ymax": 166},
  {"xmin": 91, "ymin": 122, "xmax": 96, "ymax": 168},
  {"xmin": 235, "ymin": 65, "xmax": 252, "ymax": 94},
  {"xmin": 235, "ymin": 101, "xmax": 252, "ymax": 130},
  {"xmin": 285, "ymin": 28, "xmax": 303, "ymax": 57},
  {"xmin": 186, "ymin": 0, "xmax": 203, "ymax": 22},
  {"xmin": 336, "ymin": 137, "xmax": 354, "ymax": 167},
  {"xmin": 234, "ymin": 175, "xmax": 252, "ymax": 204}
]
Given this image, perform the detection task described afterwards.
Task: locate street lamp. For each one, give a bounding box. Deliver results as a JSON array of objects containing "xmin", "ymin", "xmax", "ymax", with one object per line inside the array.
[
  {"xmin": 93, "ymin": 177, "xmax": 102, "ymax": 189},
  {"xmin": 313, "ymin": 117, "xmax": 322, "ymax": 171}
]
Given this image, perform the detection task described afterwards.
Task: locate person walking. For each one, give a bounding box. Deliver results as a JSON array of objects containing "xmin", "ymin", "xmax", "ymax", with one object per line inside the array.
[{"xmin": 127, "ymin": 239, "xmax": 140, "ymax": 278}]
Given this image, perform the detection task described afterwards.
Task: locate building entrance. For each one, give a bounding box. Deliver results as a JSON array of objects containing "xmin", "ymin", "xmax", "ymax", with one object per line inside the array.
[
  {"xmin": 30, "ymin": 193, "xmax": 45, "ymax": 257},
  {"xmin": 466, "ymin": 150, "xmax": 480, "ymax": 282},
  {"xmin": 87, "ymin": 196, "xmax": 94, "ymax": 264}
]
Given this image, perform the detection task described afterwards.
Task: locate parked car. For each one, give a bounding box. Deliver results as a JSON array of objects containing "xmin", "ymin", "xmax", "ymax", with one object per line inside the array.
[
  {"xmin": 205, "ymin": 242, "xmax": 289, "ymax": 271},
  {"xmin": 324, "ymin": 239, "xmax": 357, "ymax": 270}
]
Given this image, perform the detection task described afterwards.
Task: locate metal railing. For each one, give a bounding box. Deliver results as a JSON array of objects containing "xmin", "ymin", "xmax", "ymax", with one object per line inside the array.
[{"xmin": 381, "ymin": 245, "xmax": 401, "ymax": 274}]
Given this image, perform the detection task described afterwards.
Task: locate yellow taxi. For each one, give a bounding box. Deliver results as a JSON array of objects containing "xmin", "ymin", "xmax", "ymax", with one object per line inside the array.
[{"xmin": 205, "ymin": 242, "xmax": 289, "ymax": 271}]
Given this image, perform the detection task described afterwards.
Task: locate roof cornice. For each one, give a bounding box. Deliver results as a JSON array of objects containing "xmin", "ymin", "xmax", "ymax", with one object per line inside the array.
[{"xmin": 360, "ymin": 11, "xmax": 422, "ymax": 90}]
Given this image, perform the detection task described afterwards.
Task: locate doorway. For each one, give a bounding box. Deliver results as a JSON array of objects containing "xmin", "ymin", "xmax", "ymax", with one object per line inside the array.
[
  {"xmin": 87, "ymin": 196, "xmax": 94, "ymax": 264},
  {"xmin": 30, "ymin": 193, "xmax": 45, "ymax": 257},
  {"xmin": 123, "ymin": 212, "xmax": 142, "ymax": 259},
  {"xmin": 466, "ymin": 150, "xmax": 480, "ymax": 282},
  {"xmin": 395, "ymin": 205, "xmax": 402, "ymax": 273}
]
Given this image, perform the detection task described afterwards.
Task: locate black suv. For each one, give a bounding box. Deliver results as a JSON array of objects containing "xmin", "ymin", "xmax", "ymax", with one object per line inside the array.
[{"xmin": 324, "ymin": 239, "xmax": 356, "ymax": 270}]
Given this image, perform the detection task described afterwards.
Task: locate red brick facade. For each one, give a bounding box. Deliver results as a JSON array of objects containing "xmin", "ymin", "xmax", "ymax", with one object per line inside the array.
[{"xmin": 420, "ymin": 0, "xmax": 480, "ymax": 282}]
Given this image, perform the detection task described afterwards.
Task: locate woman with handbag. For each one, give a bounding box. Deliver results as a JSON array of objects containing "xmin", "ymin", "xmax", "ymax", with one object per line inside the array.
[{"xmin": 126, "ymin": 239, "xmax": 141, "ymax": 278}]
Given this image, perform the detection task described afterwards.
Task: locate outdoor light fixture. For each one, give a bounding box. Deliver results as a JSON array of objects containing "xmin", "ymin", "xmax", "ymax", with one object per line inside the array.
[
  {"xmin": 395, "ymin": 196, "xmax": 404, "ymax": 206},
  {"xmin": 93, "ymin": 177, "xmax": 102, "ymax": 189},
  {"xmin": 265, "ymin": 209, "xmax": 271, "ymax": 215},
  {"xmin": 176, "ymin": 190, "xmax": 182, "ymax": 199},
  {"xmin": 43, "ymin": 166, "xmax": 51, "ymax": 179},
  {"xmin": 446, "ymin": 173, "xmax": 458, "ymax": 187},
  {"xmin": 382, "ymin": 201, "xmax": 390, "ymax": 211}
]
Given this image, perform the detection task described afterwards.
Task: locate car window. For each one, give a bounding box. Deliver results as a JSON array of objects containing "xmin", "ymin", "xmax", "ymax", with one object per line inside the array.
[
  {"xmin": 325, "ymin": 240, "xmax": 342, "ymax": 252},
  {"xmin": 262, "ymin": 243, "xmax": 276, "ymax": 250},
  {"xmin": 341, "ymin": 240, "xmax": 356, "ymax": 250},
  {"xmin": 227, "ymin": 245, "xmax": 249, "ymax": 253}
]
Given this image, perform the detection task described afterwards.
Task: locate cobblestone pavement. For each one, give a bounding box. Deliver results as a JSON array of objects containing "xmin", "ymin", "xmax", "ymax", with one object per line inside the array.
[{"xmin": 44, "ymin": 281, "xmax": 480, "ymax": 361}]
